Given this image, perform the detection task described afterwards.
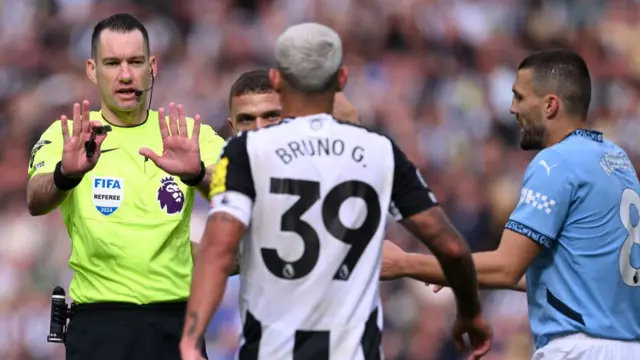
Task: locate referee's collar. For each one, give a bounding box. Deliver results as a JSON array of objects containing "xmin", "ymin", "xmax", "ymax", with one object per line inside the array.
[{"xmin": 100, "ymin": 109, "xmax": 150, "ymax": 128}]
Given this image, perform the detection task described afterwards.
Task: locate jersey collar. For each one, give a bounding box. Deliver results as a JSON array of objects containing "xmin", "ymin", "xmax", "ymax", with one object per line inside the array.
[
  {"xmin": 282, "ymin": 113, "xmax": 333, "ymax": 123},
  {"xmin": 563, "ymin": 129, "xmax": 603, "ymax": 143},
  {"xmin": 100, "ymin": 109, "xmax": 150, "ymax": 128}
]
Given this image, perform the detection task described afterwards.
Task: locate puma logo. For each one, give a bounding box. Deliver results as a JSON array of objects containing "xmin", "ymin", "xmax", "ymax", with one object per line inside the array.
[{"xmin": 539, "ymin": 160, "xmax": 557, "ymax": 176}]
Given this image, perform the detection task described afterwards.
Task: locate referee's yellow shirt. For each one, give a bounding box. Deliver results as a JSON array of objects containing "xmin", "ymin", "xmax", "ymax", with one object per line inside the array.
[{"xmin": 28, "ymin": 110, "xmax": 225, "ymax": 304}]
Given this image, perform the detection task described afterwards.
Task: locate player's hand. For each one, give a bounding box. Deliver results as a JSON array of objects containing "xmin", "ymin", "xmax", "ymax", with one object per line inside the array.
[
  {"xmin": 139, "ymin": 103, "xmax": 202, "ymax": 179},
  {"xmin": 380, "ymin": 240, "xmax": 408, "ymax": 280},
  {"xmin": 179, "ymin": 344, "xmax": 205, "ymax": 360},
  {"xmin": 333, "ymin": 92, "xmax": 360, "ymax": 124},
  {"xmin": 451, "ymin": 314, "xmax": 492, "ymax": 360},
  {"xmin": 60, "ymin": 100, "xmax": 107, "ymax": 178}
]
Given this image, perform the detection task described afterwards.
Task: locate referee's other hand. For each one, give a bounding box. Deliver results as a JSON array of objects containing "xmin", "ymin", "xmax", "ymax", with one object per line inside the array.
[
  {"xmin": 60, "ymin": 100, "xmax": 107, "ymax": 178},
  {"xmin": 139, "ymin": 103, "xmax": 203, "ymax": 179}
]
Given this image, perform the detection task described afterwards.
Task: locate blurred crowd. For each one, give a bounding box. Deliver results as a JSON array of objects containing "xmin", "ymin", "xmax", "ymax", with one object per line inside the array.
[{"xmin": 2, "ymin": 0, "xmax": 640, "ymax": 359}]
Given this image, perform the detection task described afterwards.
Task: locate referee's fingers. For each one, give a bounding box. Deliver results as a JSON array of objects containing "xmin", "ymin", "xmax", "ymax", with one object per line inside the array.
[
  {"xmin": 158, "ymin": 108, "xmax": 169, "ymax": 139},
  {"xmin": 82, "ymin": 100, "xmax": 91, "ymax": 129},
  {"xmin": 72, "ymin": 103, "xmax": 81, "ymax": 137},
  {"xmin": 80, "ymin": 101, "xmax": 90, "ymax": 135},
  {"xmin": 61, "ymin": 115, "xmax": 70, "ymax": 142},
  {"xmin": 139, "ymin": 147, "xmax": 161, "ymax": 164},
  {"xmin": 168, "ymin": 102, "xmax": 179, "ymax": 136},
  {"xmin": 191, "ymin": 114, "xmax": 201, "ymax": 143},
  {"xmin": 177, "ymin": 104, "xmax": 187, "ymax": 137}
]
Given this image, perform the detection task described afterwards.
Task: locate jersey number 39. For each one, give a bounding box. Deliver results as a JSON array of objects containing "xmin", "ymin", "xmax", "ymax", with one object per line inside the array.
[
  {"xmin": 262, "ymin": 178, "xmax": 382, "ymax": 281},
  {"xmin": 619, "ymin": 188, "xmax": 640, "ymax": 286}
]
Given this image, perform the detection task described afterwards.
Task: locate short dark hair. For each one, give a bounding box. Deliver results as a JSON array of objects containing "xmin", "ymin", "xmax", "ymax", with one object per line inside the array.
[
  {"xmin": 91, "ymin": 13, "xmax": 150, "ymax": 58},
  {"xmin": 518, "ymin": 49, "xmax": 591, "ymax": 119},
  {"xmin": 228, "ymin": 69, "xmax": 274, "ymax": 107}
]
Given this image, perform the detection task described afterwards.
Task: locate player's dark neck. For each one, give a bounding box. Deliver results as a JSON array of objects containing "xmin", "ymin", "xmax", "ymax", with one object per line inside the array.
[
  {"xmin": 101, "ymin": 102, "xmax": 148, "ymax": 127},
  {"xmin": 280, "ymin": 91, "xmax": 334, "ymax": 119}
]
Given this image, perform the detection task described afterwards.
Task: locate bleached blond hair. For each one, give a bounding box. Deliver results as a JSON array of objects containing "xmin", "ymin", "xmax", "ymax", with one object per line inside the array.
[{"xmin": 274, "ymin": 22, "xmax": 343, "ymax": 93}]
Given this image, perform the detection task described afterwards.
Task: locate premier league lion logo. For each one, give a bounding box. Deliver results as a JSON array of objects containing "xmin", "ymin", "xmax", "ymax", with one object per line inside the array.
[{"xmin": 157, "ymin": 177, "xmax": 185, "ymax": 214}]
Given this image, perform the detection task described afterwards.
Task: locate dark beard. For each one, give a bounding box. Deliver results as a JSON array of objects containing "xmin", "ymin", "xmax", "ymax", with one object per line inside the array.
[{"xmin": 520, "ymin": 124, "xmax": 546, "ymax": 150}]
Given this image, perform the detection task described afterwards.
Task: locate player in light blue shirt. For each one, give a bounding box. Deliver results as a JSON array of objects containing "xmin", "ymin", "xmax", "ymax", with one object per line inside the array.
[{"xmin": 379, "ymin": 49, "xmax": 640, "ymax": 358}]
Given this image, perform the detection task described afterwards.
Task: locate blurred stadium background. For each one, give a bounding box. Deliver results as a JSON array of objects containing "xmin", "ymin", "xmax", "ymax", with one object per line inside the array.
[{"xmin": 2, "ymin": 0, "xmax": 640, "ymax": 359}]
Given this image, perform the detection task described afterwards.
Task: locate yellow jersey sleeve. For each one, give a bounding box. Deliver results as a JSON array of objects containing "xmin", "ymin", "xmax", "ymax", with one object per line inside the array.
[
  {"xmin": 198, "ymin": 124, "xmax": 226, "ymax": 167},
  {"xmin": 28, "ymin": 120, "xmax": 66, "ymax": 178}
]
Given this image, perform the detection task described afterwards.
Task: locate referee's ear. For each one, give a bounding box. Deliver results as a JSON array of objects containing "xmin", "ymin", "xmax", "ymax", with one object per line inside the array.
[{"xmin": 86, "ymin": 58, "xmax": 97, "ymax": 85}]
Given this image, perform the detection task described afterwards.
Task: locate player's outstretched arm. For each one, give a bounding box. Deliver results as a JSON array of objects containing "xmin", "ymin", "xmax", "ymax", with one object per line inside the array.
[
  {"xmin": 392, "ymin": 228, "xmax": 543, "ymax": 291},
  {"xmin": 400, "ymin": 207, "xmax": 493, "ymax": 358},
  {"xmin": 393, "ymin": 233, "xmax": 537, "ymax": 291},
  {"xmin": 401, "ymin": 207, "xmax": 482, "ymax": 316}
]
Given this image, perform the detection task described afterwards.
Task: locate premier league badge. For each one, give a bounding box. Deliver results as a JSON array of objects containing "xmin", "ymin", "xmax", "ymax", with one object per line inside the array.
[{"xmin": 157, "ymin": 177, "xmax": 185, "ymax": 215}]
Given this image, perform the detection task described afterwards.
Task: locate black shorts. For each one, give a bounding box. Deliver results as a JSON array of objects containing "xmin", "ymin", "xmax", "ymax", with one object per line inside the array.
[{"xmin": 65, "ymin": 301, "xmax": 208, "ymax": 360}]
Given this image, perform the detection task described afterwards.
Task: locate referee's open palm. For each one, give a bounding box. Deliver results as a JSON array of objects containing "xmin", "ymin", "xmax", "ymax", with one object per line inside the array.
[
  {"xmin": 60, "ymin": 100, "xmax": 107, "ymax": 178},
  {"xmin": 139, "ymin": 103, "xmax": 202, "ymax": 179}
]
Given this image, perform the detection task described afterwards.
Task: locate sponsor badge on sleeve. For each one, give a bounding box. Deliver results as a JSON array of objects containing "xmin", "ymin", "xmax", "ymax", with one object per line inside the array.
[{"xmin": 209, "ymin": 157, "xmax": 228, "ymax": 198}]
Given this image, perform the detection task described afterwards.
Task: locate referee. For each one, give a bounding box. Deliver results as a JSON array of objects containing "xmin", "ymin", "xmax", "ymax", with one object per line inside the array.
[{"xmin": 26, "ymin": 13, "xmax": 223, "ymax": 360}]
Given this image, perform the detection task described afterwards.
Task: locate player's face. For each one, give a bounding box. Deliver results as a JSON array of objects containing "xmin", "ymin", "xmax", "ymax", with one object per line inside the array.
[
  {"xmin": 510, "ymin": 69, "xmax": 546, "ymax": 150},
  {"xmin": 228, "ymin": 92, "xmax": 282, "ymax": 134},
  {"xmin": 87, "ymin": 30, "xmax": 156, "ymax": 112}
]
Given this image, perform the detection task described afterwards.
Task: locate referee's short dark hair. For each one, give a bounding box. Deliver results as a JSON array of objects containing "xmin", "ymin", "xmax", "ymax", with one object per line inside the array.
[
  {"xmin": 91, "ymin": 13, "xmax": 150, "ymax": 59},
  {"xmin": 228, "ymin": 69, "xmax": 274, "ymax": 107},
  {"xmin": 518, "ymin": 49, "xmax": 591, "ymax": 120}
]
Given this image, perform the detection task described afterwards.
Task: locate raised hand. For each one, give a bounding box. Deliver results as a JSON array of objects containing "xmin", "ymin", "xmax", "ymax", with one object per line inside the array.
[
  {"xmin": 60, "ymin": 100, "xmax": 107, "ymax": 178},
  {"xmin": 139, "ymin": 103, "xmax": 202, "ymax": 179},
  {"xmin": 451, "ymin": 314, "xmax": 493, "ymax": 360}
]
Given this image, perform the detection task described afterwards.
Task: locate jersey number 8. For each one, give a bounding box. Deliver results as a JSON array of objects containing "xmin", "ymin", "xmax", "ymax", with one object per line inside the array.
[
  {"xmin": 262, "ymin": 178, "xmax": 382, "ymax": 281},
  {"xmin": 619, "ymin": 188, "xmax": 640, "ymax": 286}
]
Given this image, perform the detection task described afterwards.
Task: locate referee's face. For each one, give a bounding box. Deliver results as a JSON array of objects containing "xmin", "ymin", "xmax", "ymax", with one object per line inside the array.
[
  {"xmin": 228, "ymin": 92, "xmax": 282, "ymax": 134},
  {"xmin": 88, "ymin": 29, "xmax": 155, "ymax": 112}
]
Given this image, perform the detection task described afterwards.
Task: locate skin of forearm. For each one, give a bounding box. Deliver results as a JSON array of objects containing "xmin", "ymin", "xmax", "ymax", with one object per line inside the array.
[
  {"xmin": 404, "ymin": 251, "xmax": 522, "ymax": 289},
  {"xmin": 27, "ymin": 173, "xmax": 70, "ymax": 216}
]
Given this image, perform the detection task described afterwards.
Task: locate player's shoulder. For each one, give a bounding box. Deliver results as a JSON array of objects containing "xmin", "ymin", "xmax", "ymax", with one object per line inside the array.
[
  {"xmin": 333, "ymin": 117, "xmax": 391, "ymax": 140},
  {"xmin": 531, "ymin": 146, "xmax": 569, "ymax": 166},
  {"xmin": 526, "ymin": 145, "xmax": 577, "ymax": 181}
]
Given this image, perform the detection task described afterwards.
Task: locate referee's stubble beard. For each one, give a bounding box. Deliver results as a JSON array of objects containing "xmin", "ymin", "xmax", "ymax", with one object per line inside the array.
[{"xmin": 86, "ymin": 29, "xmax": 157, "ymax": 124}]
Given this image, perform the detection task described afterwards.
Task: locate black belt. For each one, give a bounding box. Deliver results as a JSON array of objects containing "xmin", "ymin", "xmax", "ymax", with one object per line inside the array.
[{"xmin": 72, "ymin": 300, "xmax": 188, "ymax": 314}]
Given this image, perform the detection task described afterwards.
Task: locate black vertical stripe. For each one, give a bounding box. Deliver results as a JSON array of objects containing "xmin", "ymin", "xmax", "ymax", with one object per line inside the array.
[
  {"xmin": 294, "ymin": 330, "xmax": 330, "ymax": 360},
  {"xmin": 361, "ymin": 308, "xmax": 382, "ymax": 360},
  {"xmin": 238, "ymin": 311, "xmax": 262, "ymax": 360}
]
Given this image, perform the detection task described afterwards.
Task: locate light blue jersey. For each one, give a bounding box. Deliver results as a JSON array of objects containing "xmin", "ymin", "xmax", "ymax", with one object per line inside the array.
[{"xmin": 506, "ymin": 129, "xmax": 640, "ymax": 349}]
